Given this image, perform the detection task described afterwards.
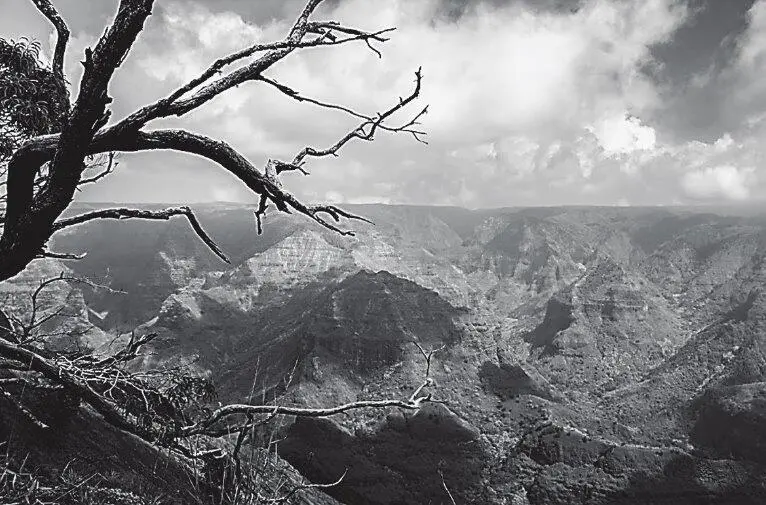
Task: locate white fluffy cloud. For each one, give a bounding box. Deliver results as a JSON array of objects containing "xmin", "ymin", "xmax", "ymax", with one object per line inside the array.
[
  {"xmin": 589, "ymin": 114, "xmax": 657, "ymax": 158},
  {"xmin": 681, "ymin": 165, "xmax": 754, "ymax": 201}
]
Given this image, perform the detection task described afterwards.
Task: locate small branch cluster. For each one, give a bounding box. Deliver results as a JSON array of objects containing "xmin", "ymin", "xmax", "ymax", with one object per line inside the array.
[{"xmin": 0, "ymin": 272, "xmax": 116, "ymax": 344}]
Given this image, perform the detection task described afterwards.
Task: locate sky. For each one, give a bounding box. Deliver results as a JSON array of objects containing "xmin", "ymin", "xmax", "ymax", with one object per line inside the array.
[{"xmin": 3, "ymin": 0, "xmax": 766, "ymax": 208}]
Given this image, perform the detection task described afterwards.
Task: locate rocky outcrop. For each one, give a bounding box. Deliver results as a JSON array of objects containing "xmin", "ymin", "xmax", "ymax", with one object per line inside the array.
[
  {"xmin": 310, "ymin": 270, "xmax": 462, "ymax": 372},
  {"xmin": 523, "ymin": 290, "xmax": 576, "ymax": 351},
  {"xmin": 217, "ymin": 269, "xmax": 463, "ymax": 397},
  {"xmin": 512, "ymin": 421, "xmax": 766, "ymax": 505},
  {"xmin": 525, "ymin": 255, "xmax": 686, "ymax": 392}
]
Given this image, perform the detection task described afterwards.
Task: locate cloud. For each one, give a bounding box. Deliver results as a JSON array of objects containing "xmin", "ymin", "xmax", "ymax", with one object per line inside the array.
[
  {"xmin": 17, "ymin": 0, "xmax": 765, "ymax": 207},
  {"xmin": 588, "ymin": 114, "xmax": 657, "ymax": 158},
  {"xmin": 654, "ymin": 0, "xmax": 766, "ymax": 144},
  {"xmin": 100, "ymin": 0, "xmax": 694, "ymax": 207},
  {"xmin": 681, "ymin": 165, "xmax": 754, "ymax": 201}
]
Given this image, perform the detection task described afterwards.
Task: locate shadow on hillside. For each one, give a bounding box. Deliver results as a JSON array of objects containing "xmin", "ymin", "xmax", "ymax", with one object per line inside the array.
[
  {"xmin": 605, "ymin": 451, "xmax": 766, "ymax": 505},
  {"xmin": 279, "ymin": 403, "xmax": 485, "ymax": 505}
]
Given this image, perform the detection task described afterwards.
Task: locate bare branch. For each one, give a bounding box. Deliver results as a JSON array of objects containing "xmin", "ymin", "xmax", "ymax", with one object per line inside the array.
[
  {"xmin": 180, "ymin": 397, "xmax": 431, "ymax": 437},
  {"xmin": 254, "ymin": 195, "xmax": 269, "ymax": 235},
  {"xmin": 120, "ymin": 26, "xmax": 395, "ymax": 129},
  {"xmin": 103, "ymin": 129, "xmax": 373, "ymax": 236},
  {"xmin": 0, "ymin": 386, "xmax": 49, "ymax": 429},
  {"xmin": 30, "ymin": 0, "xmax": 70, "ymax": 81},
  {"xmin": 182, "ymin": 338, "xmax": 445, "ymax": 438},
  {"xmin": 307, "ymin": 21, "xmax": 393, "ymax": 54},
  {"xmin": 266, "ymin": 469, "xmax": 348, "ymax": 504},
  {"xmin": 412, "ymin": 340, "xmax": 446, "ymax": 379},
  {"xmin": 117, "ymin": 0, "xmax": 324, "ymax": 127},
  {"xmin": 257, "ymin": 76, "xmax": 371, "ymax": 124},
  {"xmin": 291, "ymin": 67, "xmax": 426, "ymax": 167},
  {"xmin": 38, "ymin": 250, "xmax": 86, "ymax": 260},
  {"xmin": 53, "ymin": 206, "xmax": 230, "ymax": 264}
]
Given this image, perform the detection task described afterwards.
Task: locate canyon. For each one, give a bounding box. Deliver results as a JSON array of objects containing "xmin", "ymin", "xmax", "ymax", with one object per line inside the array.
[{"xmin": 5, "ymin": 203, "xmax": 766, "ymax": 504}]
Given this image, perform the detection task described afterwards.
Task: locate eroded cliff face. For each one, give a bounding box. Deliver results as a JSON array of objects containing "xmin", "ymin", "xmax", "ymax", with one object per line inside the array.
[
  {"xmin": 525, "ymin": 254, "xmax": 686, "ymax": 392},
  {"xmin": 33, "ymin": 204, "xmax": 766, "ymax": 504}
]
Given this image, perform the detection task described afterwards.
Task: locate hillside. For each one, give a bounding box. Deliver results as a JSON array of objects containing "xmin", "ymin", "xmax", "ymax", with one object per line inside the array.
[{"xmin": 4, "ymin": 203, "xmax": 765, "ymax": 503}]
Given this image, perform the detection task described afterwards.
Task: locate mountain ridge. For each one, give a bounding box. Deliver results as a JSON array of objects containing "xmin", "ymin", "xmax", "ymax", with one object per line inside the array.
[{"xmin": 22, "ymin": 203, "xmax": 766, "ymax": 503}]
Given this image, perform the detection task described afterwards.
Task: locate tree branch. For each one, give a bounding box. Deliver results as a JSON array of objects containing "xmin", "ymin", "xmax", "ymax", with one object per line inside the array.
[
  {"xmin": 119, "ymin": 26, "xmax": 395, "ymax": 130},
  {"xmin": 38, "ymin": 250, "xmax": 86, "ymax": 260},
  {"xmin": 291, "ymin": 67, "xmax": 427, "ymax": 167},
  {"xmin": 53, "ymin": 206, "xmax": 230, "ymax": 263},
  {"xmin": 180, "ymin": 397, "xmax": 431, "ymax": 438},
  {"xmin": 180, "ymin": 339, "xmax": 444, "ymax": 438},
  {"xmin": 0, "ymin": 337, "xmax": 149, "ymax": 439},
  {"xmin": 30, "ymin": 0, "xmax": 70, "ymax": 81},
  {"xmin": 265, "ymin": 469, "xmax": 348, "ymax": 504},
  {"xmin": 0, "ymin": 386, "xmax": 49, "ymax": 429},
  {"xmin": 439, "ymin": 469, "xmax": 457, "ymax": 505},
  {"xmin": 116, "ymin": 0, "xmax": 324, "ymax": 128},
  {"xmin": 78, "ymin": 152, "xmax": 117, "ymax": 186}
]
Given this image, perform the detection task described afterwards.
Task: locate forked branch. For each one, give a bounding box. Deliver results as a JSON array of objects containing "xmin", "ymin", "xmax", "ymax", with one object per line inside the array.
[{"xmin": 291, "ymin": 68, "xmax": 427, "ymax": 167}]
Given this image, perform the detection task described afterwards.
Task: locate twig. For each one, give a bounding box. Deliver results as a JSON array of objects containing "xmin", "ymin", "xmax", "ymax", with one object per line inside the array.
[
  {"xmin": 266, "ymin": 469, "xmax": 348, "ymax": 504},
  {"xmin": 439, "ymin": 469, "xmax": 457, "ymax": 505}
]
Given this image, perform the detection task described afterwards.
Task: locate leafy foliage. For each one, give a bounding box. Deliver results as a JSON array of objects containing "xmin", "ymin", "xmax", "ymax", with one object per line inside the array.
[{"xmin": 0, "ymin": 38, "xmax": 68, "ymax": 162}]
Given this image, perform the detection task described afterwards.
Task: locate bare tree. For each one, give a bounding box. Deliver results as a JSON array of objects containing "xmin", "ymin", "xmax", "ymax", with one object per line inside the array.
[
  {"xmin": 0, "ymin": 0, "xmax": 436, "ymax": 501},
  {"xmin": 0, "ymin": 0, "xmax": 427, "ymax": 281}
]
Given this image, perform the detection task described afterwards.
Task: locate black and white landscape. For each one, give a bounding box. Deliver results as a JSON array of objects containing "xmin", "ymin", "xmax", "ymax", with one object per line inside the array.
[{"xmin": 4, "ymin": 0, "xmax": 766, "ymax": 503}]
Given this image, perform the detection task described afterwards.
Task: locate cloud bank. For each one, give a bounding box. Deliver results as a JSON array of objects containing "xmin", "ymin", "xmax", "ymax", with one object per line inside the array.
[{"xmin": 8, "ymin": 0, "xmax": 766, "ymax": 207}]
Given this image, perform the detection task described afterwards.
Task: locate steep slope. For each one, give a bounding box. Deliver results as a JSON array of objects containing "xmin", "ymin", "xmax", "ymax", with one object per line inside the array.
[
  {"xmin": 51, "ymin": 204, "xmax": 302, "ymax": 328},
  {"xmin": 600, "ymin": 290, "xmax": 766, "ymax": 446}
]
